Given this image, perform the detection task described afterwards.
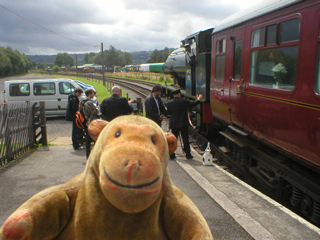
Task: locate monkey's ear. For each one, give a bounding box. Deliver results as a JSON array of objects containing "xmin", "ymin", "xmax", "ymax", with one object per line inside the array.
[
  {"xmin": 88, "ymin": 119, "xmax": 109, "ymax": 141},
  {"xmin": 164, "ymin": 133, "xmax": 177, "ymax": 155}
]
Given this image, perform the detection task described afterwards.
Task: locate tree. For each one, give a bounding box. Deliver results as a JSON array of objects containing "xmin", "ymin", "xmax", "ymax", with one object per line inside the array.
[
  {"xmin": 105, "ymin": 46, "xmax": 118, "ymax": 67},
  {"xmin": 93, "ymin": 45, "xmax": 133, "ymax": 67},
  {"xmin": 123, "ymin": 52, "xmax": 133, "ymax": 65},
  {"xmin": 147, "ymin": 47, "xmax": 174, "ymax": 63},
  {"xmin": 37, "ymin": 62, "xmax": 47, "ymax": 70},
  {"xmin": 0, "ymin": 47, "xmax": 12, "ymax": 77},
  {"xmin": 20, "ymin": 54, "xmax": 33, "ymax": 74},
  {"xmin": 84, "ymin": 52, "xmax": 96, "ymax": 64},
  {"xmin": 54, "ymin": 53, "xmax": 74, "ymax": 67},
  {"xmin": 0, "ymin": 46, "xmax": 33, "ymax": 77},
  {"xmin": 52, "ymin": 65, "xmax": 60, "ymax": 72}
]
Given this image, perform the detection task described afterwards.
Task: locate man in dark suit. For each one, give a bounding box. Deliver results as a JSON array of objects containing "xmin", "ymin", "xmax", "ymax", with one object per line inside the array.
[
  {"xmin": 100, "ymin": 86, "xmax": 133, "ymax": 121},
  {"xmin": 144, "ymin": 85, "xmax": 167, "ymax": 126},
  {"xmin": 66, "ymin": 87, "xmax": 84, "ymax": 150},
  {"xmin": 167, "ymin": 89, "xmax": 202, "ymax": 159}
]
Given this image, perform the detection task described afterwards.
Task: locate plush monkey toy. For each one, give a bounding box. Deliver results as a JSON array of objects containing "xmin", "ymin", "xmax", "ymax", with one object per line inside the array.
[{"xmin": 0, "ymin": 115, "xmax": 213, "ymax": 240}]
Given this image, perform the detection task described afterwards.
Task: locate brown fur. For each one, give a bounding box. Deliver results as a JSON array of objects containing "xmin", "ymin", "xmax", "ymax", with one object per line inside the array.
[{"xmin": 0, "ymin": 115, "xmax": 213, "ymax": 240}]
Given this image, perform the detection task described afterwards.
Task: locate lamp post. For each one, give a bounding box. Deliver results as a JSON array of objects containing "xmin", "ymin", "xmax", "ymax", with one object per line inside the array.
[{"xmin": 101, "ymin": 42, "xmax": 106, "ymax": 86}]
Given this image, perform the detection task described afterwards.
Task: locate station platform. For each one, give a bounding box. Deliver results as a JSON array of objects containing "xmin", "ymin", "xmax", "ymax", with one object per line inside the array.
[
  {"xmin": 0, "ymin": 138, "xmax": 320, "ymax": 239},
  {"xmin": 172, "ymin": 144, "xmax": 320, "ymax": 239}
]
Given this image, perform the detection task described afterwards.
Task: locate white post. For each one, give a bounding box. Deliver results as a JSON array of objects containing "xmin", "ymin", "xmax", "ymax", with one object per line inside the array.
[{"xmin": 203, "ymin": 142, "xmax": 214, "ymax": 166}]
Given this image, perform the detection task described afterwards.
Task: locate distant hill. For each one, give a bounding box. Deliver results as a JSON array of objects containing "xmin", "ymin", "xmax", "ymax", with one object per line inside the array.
[
  {"xmin": 27, "ymin": 55, "xmax": 57, "ymax": 64},
  {"xmin": 130, "ymin": 51, "xmax": 153, "ymax": 64},
  {"xmin": 27, "ymin": 51, "xmax": 153, "ymax": 66}
]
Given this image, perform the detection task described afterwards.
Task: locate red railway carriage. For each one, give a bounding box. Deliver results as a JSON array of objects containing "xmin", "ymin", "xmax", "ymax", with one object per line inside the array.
[
  {"xmin": 163, "ymin": 0, "xmax": 320, "ymax": 223},
  {"xmin": 208, "ymin": 0, "xmax": 320, "ymax": 224},
  {"xmin": 210, "ymin": 0, "xmax": 320, "ymax": 171}
]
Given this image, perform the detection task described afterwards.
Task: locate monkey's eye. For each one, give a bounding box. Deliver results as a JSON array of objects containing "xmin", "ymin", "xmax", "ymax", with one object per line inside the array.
[
  {"xmin": 115, "ymin": 130, "xmax": 121, "ymax": 138},
  {"xmin": 151, "ymin": 136, "xmax": 156, "ymax": 145}
]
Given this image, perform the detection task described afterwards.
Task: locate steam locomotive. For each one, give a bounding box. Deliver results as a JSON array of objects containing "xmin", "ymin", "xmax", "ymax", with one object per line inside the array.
[{"xmin": 163, "ymin": 0, "xmax": 320, "ymax": 224}]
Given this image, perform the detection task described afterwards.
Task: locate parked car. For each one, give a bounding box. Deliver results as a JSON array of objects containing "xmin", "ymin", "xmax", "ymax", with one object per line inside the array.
[{"xmin": 74, "ymin": 80, "xmax": 96, "ymax": 93}]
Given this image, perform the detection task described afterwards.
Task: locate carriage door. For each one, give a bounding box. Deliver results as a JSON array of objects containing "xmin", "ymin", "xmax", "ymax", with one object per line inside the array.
[
  {"xmin": 185, "ymin": 38, "xmax": 197, "ymax": 96},
  {"xmin": 228, "ymin": 31, "xmax": 244, "ymax": 127}
]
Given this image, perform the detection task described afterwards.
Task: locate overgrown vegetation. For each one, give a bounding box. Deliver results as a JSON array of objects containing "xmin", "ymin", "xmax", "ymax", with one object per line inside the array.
[
  {"xmin": 146, "ymin": 47, "xmax": 174, "ymax": 63},
  {"xmin": 0, "ymin": 46, "xmax": 33, "ymax": 77},
  {"xmin": 54, "ymin": 53, "xmax": 75, "ymax": 67}
]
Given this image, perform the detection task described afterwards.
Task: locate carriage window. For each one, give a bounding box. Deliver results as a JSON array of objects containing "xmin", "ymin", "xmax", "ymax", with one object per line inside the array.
[
  {"xmin": 216, "ymin": 55, "xmax": 226, "ymax": 81},
  {"xmin": 315, "ymin": 43, "xmax": 320, "ymax": 94},
  {"xmin": 251, "ymin": 28, "xmax": 265, "ymax": 47},
  {"xmin": 233, "ymin": 41, "xmax": 243, "ymax": 79},
  {"xmin": 9, "ymin": 83, "xmax": 30, "ymax": 96},
  {"xmin": 216, "ymin": 39, "xmax": 226, "ymax": 53},
  {"xmin": 59, "ymin": 82, "xmax": 75, "ymax": 94},
  {"xmin": 34, "ymin": 83, "xmax": 55, "ymax": 95},
  {"xmin": 279, "ymin": 18, "xmax": 300, "ymax": 43},
  {"xmin": 215, "ymin": 39, "xmax": 226, "ymax": 81},
  {"xmin": 266, "ymin": 25, "xmax": 277, "ymax": 45},
  {"xmin": 250, "ymin": 46, "xmax": 298, "ymax": 90},
  {"xmin": 250, "ymin": 18, "xmax": 300, "ymax": 90}
]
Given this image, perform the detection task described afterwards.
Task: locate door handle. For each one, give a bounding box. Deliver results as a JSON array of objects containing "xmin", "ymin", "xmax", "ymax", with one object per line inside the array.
[{"xmin": 237, "ymin": 79, "xmax": 244, "ymax": 95}]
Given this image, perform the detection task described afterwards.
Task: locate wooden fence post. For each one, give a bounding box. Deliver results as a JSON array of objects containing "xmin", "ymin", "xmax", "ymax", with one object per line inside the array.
[
  {"xmin": 32, "ymin": 101, "xmax": 48, "ymax": 145},
  {"xmin": 39, "ymin": 102, "xmax": 47, "ymax": 145}
]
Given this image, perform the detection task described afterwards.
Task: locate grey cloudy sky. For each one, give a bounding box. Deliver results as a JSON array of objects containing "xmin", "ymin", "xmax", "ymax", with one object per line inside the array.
[{"xmin": 0, "ymin": 0, "xmax": 262, "ymax": 55}]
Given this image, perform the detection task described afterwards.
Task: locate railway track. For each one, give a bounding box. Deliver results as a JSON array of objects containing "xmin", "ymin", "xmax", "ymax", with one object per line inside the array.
[
  {"xmin": 105, "ymin": 77, "xmax": 153, "ymax": 99},
  {"xmin": 51, "ymin": 72, "xmax": 156, "ymax": 100}
]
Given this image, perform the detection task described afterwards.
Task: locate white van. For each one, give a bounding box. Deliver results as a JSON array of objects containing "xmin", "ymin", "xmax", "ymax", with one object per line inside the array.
[{"xmin": 3, "ymin": 79, "xmax": 81, "ymax": 116}]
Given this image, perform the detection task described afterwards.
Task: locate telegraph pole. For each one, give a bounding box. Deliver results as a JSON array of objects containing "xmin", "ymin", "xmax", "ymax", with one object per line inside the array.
[
  {"xmin": 101, "ymin": 42, "xmax": 106, "ymax": 86},
  {"xmin": 76, "ymin": 54, "xmax": 78, "ymax": 77}
]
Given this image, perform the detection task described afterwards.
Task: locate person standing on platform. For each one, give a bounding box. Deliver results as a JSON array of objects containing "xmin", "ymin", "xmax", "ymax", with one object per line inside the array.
[
  {"xmin": 82, "ymin": 88, "xmax": 100, "ymax": 158},
  {"xmin": 145, "ymin": 85, "xmax": 167, "ymax": 126},
  {"xmin": 66, "ymin": 87, "xmax": 84, "ymax": 150},
  {"xmin": 167, "ymin": 89, "xmax": 202, "ymax": 160},
  {"xmin": 100, "ymin": 86, "xmax": 133, "ymax": 121}
]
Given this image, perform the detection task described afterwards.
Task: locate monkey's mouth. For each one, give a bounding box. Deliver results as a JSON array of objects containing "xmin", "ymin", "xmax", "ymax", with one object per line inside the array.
[{"xmin": 103, "ymin": 167, "xmax": 159, "ymax": 189}]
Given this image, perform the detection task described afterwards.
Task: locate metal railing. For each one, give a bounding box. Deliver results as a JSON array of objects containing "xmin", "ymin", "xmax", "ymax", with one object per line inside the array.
[{"xmin": 0, "ymin": 101, "xmax": 47, "ymax": 167}]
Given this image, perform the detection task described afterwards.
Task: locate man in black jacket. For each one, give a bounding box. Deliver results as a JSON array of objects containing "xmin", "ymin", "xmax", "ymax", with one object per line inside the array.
[
  {"xmin": 100, "ymin": 86, "xmax": 133, "ymax": 121},
  {"xmin": 145, "ymin": 85, "xmax": 167, "ymax": 126},
  {"xmin": 66, "ymin": 87, "xmax": 84, "ymax": 150},
  {"xmin": 167, "ymin": 89, "xmax": 202, "ymax": 159}
]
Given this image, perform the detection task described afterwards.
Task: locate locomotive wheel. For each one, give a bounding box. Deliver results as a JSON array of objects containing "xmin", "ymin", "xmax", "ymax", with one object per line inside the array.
[{"xmin": 301, "ymin": 195, "xmax": 313, "ymax": 216}]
